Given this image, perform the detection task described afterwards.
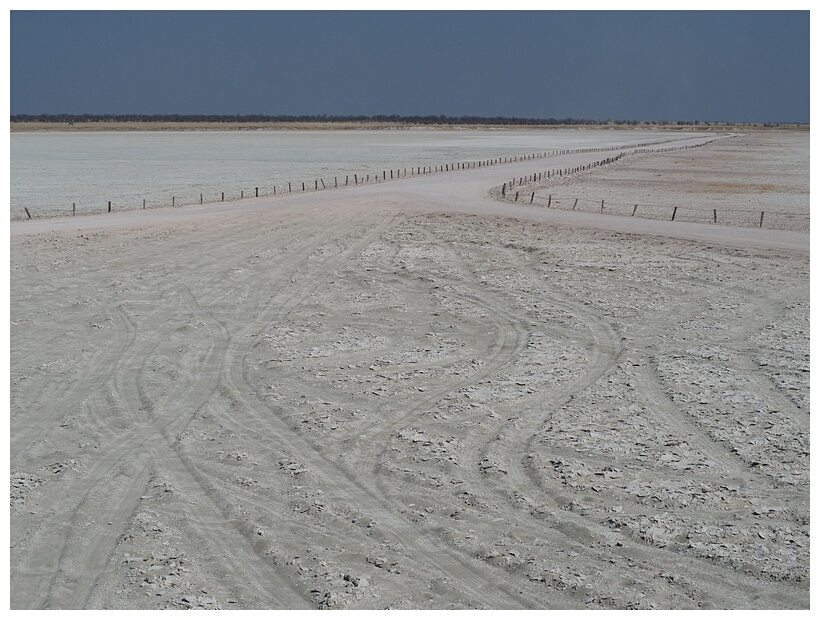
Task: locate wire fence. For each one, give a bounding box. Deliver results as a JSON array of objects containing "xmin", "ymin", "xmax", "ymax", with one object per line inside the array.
[
  {"xmin": 13, "ymin": 135, "xmax": 718, "ymax": 221},
  {"xmin": 492, "ymin": 143, "xmax": 809, "ymax": 233},
  {"xmin": 521, "ymin": 194, "xmax": 808, "ymax": 231}
]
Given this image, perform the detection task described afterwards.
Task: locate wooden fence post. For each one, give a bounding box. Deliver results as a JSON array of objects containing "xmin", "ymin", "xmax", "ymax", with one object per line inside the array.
[
  {"xmin": 515, "ymin": 192, "xmax": 519, "ymax": 202},
  {"xmin": 601, "ymin": 200, "xmax": 605, "ymax": 213},
  {"xmin": 572, "ymin": 198, "xmax": 578, "ymax": 211},
  {"xmin": 530, "ymin": 192, "xmax": 535, "ymax": 204},
  {"xmin": 502, "ymin": 183, "xmax": 506, "ymax": 197},
  {"xmin": 321, "ymin": 179, "xmax": 325, "ymax": 189},
  {"xmin": 671, "ymin": 207, "xmax": 678, "ymax": 221},
  {"xmin": 108, "ymin": 201, "xmax": 112, "ymax": 213},
  {"xmin": 713, "ymin": 209, "xmax": 717, "ymax": 224},
  {"xmin": 632, "ymin": 204, "xmax": 638, "ymax": 216},
  {"xmin": 200, "ymin": 194, "xmax": 203, "ymax": 204},
  {"xmin": 760, "ymin": 211, "xmax": 765, "ymax": 227},
  {"xmin": 256, "ymin": 187, "xmax": 259, "ymax": 197},
  {"xmin": 173, "ymin": 196, "xmax": 175, "ymax": 207},
  {"xmin": 24, "ymin": 207, "xmax": 31, "ymax": 219}
]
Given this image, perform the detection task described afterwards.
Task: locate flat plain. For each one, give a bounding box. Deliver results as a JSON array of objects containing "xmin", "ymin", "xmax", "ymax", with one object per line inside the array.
[{"xmin": 10, "ymin": 131, "xmax": 809, "ymax": 609}]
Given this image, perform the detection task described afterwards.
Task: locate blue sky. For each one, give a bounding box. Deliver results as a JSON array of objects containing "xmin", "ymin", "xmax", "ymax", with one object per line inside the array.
[{"xmin": 8, "ymin": 9, "xmax": 810, "ymax": 123}]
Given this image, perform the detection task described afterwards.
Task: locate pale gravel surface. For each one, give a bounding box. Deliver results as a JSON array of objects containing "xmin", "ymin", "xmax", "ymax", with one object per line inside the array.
[{"xmin": 10, "ymin": 132, "xmax": 809, "ymax": 609}]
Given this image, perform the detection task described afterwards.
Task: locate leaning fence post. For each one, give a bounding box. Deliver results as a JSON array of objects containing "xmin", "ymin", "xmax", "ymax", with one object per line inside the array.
[
  {"xmin": 515, "ymin": 192, "xmax": 519, "ymax": 202},
  {"xmin": 572, "ymin": 199, "xmax": 578, "ymax": 211},
  {"xmin": 24, "ymin": 207, "xmax": 31, "ymax": 219},
  {"xmin": 530, "ymin": 192, "xmax": 535, "ymax": 204},
  {"xmin": 760, "ymin": 211, "xmax": 765, "ymax": 227},
  {"xmin": 671, "ymin": 207, "xmax": 678, "ymax": 221},
  {"xmin": 632, "ymin": 204, "xmax": 638, "ymax": 216}
]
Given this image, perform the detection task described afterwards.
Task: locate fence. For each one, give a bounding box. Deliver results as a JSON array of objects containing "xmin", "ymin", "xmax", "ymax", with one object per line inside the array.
[
  {"xmin": 14, "ymin": 134, "xmax": 722, "ymax": 220},
  {"xmin": 518, "ymin": 194, "xmax": 809, "ymax": 231},
  {"xmin": 492, "ymin": 138, "xmax": 808, "ymax": 232}
]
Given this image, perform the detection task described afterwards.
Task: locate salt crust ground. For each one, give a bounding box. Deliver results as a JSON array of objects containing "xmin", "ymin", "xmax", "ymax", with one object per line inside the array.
[
  {"xmin": 10, "ymin": 133, "xmax": 809, "ymax": 610},
  {"xmin": 506, "ymin": 132, "xmax": 809, "ymax": 232}
]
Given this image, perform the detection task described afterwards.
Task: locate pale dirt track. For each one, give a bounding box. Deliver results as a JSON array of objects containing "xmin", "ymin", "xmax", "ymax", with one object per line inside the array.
[{"xmin": 10, "ymin": 133, "xmax": 809, "ymax": 609}]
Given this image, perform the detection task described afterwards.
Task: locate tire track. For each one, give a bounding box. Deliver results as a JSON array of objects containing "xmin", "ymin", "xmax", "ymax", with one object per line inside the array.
[
  {"xmin": 11, "ymin": 279, "xmax": 187, "ymax": 608},
  {"xmin": 10, "ymin": 209, "xmax": 341, "ymax": 466},
  {"xmin": 11, "ymin": 217, "xmax": 335, "ymax": 608},
  {"xmin": 459, "ymin": 267, "xmax": 808, "ymax": 607},
  {"xmin": 358, "ymin": 224, "xmax": 783, "ymax": 607},
  {"xmin": 9, "ymin": 212, "xmax": 310, "ymax": 464},
  {"xmin": 10, "ymin": 301, "xmax": 140, "ymax": 463},
  {"xmin": 211, "ymin": 213, "xmax": 547, "ymax": 608}
]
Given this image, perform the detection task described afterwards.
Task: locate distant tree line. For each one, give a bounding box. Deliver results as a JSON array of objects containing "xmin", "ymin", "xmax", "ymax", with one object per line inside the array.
[{"xmin": 9, "ymin": 113, "xmax": 743, "ymax": 126}]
